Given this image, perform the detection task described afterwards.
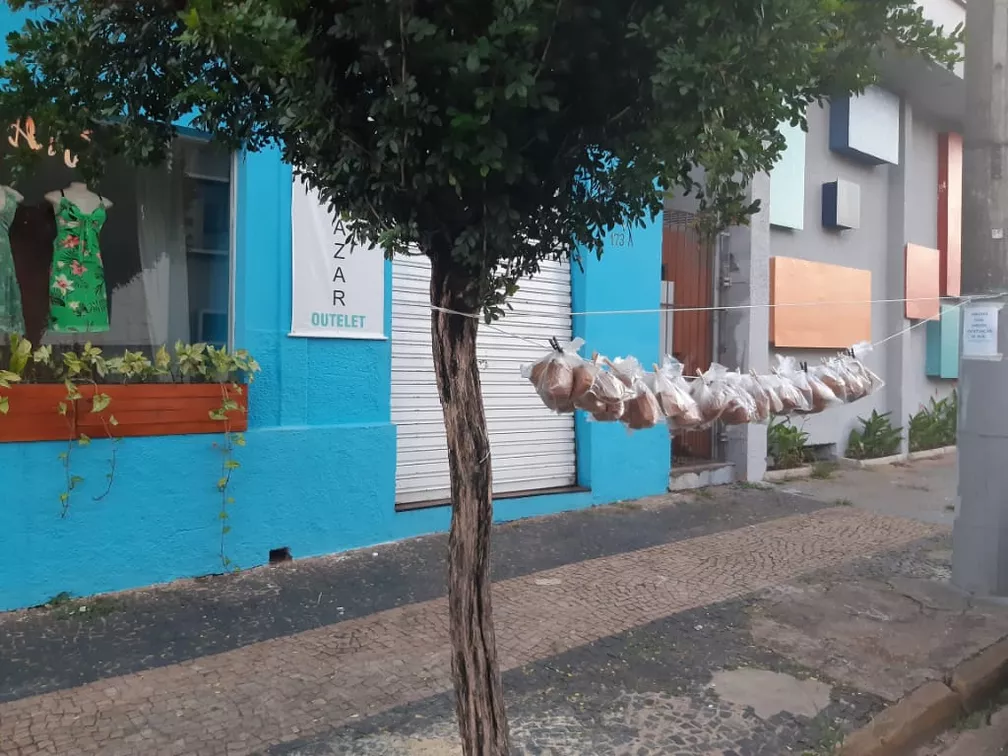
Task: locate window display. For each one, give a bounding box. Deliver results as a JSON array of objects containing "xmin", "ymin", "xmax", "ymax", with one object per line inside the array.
[
  {"xmin": 0, "ymin": 136, "xmax": 233, "ymax": 353},
  {"xmin": 46, "ymin": 183, "xmax": 111, "ymax": 333},
  {"xmin": 0, "ymin": 185, "xmax": 24, "ymax": 335}
]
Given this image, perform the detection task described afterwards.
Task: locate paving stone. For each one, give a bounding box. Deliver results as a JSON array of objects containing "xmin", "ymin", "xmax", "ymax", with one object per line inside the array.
[{"xmin": 0, "ymin": 508, "xmax": 936, "ymax": 756}]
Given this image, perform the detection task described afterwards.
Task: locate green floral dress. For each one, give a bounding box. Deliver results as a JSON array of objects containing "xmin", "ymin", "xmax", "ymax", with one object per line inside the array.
[
  {"xmin": 0, "ymin": 186, "xmax": 24, "ymax": 335},
  {"xmin": 48, "ymin": 193, "xmax": 110, "ymax": 333}
]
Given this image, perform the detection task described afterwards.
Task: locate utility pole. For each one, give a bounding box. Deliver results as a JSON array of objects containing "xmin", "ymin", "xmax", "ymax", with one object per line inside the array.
[{"xmin": 952, "ymin": 0, "xmax": 1008, "ymax": 595}]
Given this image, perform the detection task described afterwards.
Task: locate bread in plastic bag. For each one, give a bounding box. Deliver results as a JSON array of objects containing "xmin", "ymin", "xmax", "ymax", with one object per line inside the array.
[
  {"xmin": 691, "ymin": 363, "xmax": 740, "ymax": 426},
  {"xmin": 719, "ymin": 370, "xmax": 760, "ymax": 425},
  {"xmin": 650, "ymin": 357, "xmax": 704, "ymax": 429},
  {"xmin": 755, "ymin": 373, "xmax": 786, "ymax": 415},
  {"xmin": 771, "ymin": 356, "xmax": 813, "ymax": 413},
  {"xmin": 847, "ymin": 342, "xmax": 885, "ymax": 397},
  {"xmin": 803, "ymin": 369, "xmax": 842, "ymax": 414},
  {"xmin": 606, "ymin": 356, "xmax": 662, "ymax": 430},
  {"xmin": 521, "ymin": 337, "xmax": 586, "ymax": 413},
  {"xmin": 811, "ymin": 362, "xmax": 848, "ymax": 403},
  {"xmin": 740, "ymin": 371, "xmax": 772, "ymax": 423},
  {"xmin": 828, "ymin": 355, "xmax": 869, "ymax": 401},
  {"xmin": 574, "ymin": 354, "xmax": 628, "ymax": 421}
]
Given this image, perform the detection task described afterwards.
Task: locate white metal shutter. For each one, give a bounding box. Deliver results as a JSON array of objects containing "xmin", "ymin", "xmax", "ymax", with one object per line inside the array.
[{"xmin": 391, "ymin": 257, "xmax": 577, "ymax": 506}]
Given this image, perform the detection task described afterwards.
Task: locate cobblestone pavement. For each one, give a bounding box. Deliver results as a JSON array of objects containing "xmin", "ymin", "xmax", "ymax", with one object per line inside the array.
[
  {"xmin": 0, "ymin": 508, "xmax": 937, "ymax": 756},
  {"xmin": 1, "ymin": 484, "xmax": 825, "ymax": 703}
]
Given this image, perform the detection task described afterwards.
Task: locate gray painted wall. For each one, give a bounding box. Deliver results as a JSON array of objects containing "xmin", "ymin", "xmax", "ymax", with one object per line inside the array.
[{"xmin": 764, "ymin": 101, "xmax": 954, "ymax": 454}]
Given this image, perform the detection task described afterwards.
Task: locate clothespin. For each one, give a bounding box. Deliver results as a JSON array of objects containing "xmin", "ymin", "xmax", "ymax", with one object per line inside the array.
[{"xmin": 549, "ymin": 336, "xmax": 562, "ymax": 352}]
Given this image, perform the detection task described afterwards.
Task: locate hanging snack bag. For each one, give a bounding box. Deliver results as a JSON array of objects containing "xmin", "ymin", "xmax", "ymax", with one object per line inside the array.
[
  {"xmin": 719, "ymin": 370, "xmax": 760, "ymax": 425},
  {"xmin": 803, "ymin": 368, "xmax": 842, "ymax": 414},
  {"xmin": 740, "ymin": 371, "xmax": 773, "ymax": 423},
  {"xmin": 521, "ymin": 337, "xmax": 586, "ymax": 413},
  {"xmin": 651, "ymin": 357, "xmax": 704, "ymax": 429},
  {"xmin": 755, "ymin": 373, "xmax": 786, "ymax": 415},
  {"xmin": 771, "ymin": 355, "xmax": 813, "ymax": 413},
  {"xmin": 848, "ymin": 342, "xmax": 885, "ymax": 396},
  {"xmin": 811, "ymin": 361, "xmax": 848, "ymax": 403},
  {"xmin": 606, "ymin": 356, "xmax": 662, "ymax": 430},
  {"xmin": 691, "ymin": 363, "xmax": 737, "ymax": 426},
  {"xmin": 830, "ymin": 355, "xmax": 868, "ymax": 401},
  {"xmin": 575, "ymin": 353, "xmax": 629, "ymax": 421}
]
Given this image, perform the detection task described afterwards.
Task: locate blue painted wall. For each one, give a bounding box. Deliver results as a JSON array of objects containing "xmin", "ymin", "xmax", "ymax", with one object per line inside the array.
[{"xmin": 0, "ymin": 8, "xmax": 669, "ymax": 611}]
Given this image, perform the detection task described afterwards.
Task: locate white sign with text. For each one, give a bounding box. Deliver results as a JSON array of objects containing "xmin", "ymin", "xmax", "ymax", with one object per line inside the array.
[
  {"xmin": 290, "ymin": 182, "xmax": 386, "ymax": 340},
  {"xmin": 962, "ymin": 303, "xmax": 1002, "ymax": 361}
]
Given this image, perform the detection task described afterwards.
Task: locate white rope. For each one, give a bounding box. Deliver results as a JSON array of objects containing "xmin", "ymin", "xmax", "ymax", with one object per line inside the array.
[{"xmin": 430, "ymin": 292, "xmax": 996, "ymax": 356}]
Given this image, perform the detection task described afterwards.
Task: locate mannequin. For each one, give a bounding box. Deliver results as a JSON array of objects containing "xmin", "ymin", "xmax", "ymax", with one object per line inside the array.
[
  {"xmin": 45, "ymin": 181, "xmax": 112, "ymax": 333},
  {"xmin": 0, "ymin": 184, "xmax": 26, "ymax": 335},
  {"xmin": 45, "ymin": 181, "xmax": 113, "ymax": 214}
]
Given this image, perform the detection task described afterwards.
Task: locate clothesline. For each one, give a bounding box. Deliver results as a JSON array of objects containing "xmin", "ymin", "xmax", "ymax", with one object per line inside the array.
[
  {"xmin": 441, "ymin": 292, "xmax": 1002, "ymax": 319},
  {"xmin": 428, "ymin": 292, "xmax": 990, "ymax": 355}
]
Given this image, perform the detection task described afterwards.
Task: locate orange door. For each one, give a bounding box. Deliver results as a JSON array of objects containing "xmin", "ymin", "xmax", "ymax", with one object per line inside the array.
[{"xmin": 661, "ymin": 210, "xmax": 713, "ymax": 461}]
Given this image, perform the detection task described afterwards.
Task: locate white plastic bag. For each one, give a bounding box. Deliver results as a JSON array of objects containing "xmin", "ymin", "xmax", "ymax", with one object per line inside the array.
[
  {"xmin": 811, "ymin": 361, "xmax": 848, "ymax": 403},
  {"xmin": 771, "ymin": 355, "xmax": 813, "ymax": 413},
  {"xmin": 691, "ymin": 363, "xmax": 745, "ymax": 426},
  {"xmin": 755, "ymin": 373, "xmax": 786, "ymax": 415},
  {"xmin": 606, "ymin": 356, "xmax": 662, "ymax": 430},
  {"xmin": 520, "ymin": 337, "xmax": 587, "ymax": 413},
  {"xmin": 651, "ymin": 357, "xmax": 704, "ymax": 429},
  {"xmin": 574, "ymin": 353, "xmax": 629, "ymax": 421},
  {"xmin": 719, "ymin": 369, "xmax": 760, "ymax": 425},
  {"xmin": 739, "ymin": 371, "xmax": 772, "ymax": 423}
]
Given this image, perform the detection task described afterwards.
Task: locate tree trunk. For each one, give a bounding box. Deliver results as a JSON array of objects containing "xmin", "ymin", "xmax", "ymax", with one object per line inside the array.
[{"xmin": 429, "ymin": 253, "xmax": 511, "ymax": 756}]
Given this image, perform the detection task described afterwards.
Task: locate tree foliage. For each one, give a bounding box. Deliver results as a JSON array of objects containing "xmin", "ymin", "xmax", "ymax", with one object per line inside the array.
[{"xmin": 0, "ymin": 0, "xmax": 960, "ymax": 314}]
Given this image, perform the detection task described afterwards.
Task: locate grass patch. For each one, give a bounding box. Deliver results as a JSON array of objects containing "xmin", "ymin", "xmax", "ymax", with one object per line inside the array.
[
  {"xmin": 801, "ymin": 712, "xmax": 846, "ymax": 755},
  {"xmin": 834, "ymin": 498, "xmax": 854, "ymax": 507},
  {"xmin": 810, "ymin": 461, "xmax": 839, "ymax": 480},
  {"xmin": 734, "ymin": 481, "xmax": 766, "ymax": 490},
  {"xmin": 44, "ymin": 591, "xmax": 122, "ymax": 621},
  {"xmin": 694, "ymin": 487, "xmax": 714, "ymax": 500}
]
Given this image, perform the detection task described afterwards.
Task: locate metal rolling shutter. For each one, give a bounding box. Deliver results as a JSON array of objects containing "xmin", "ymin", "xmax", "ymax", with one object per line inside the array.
[{"xmin": 391, "ymin": 257, "xmax": 577, "ymax": 506}]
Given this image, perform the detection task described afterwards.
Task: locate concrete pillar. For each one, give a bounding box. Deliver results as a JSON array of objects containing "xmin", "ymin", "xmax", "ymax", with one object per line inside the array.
[
  {"xmin": 721, "ymin": 172, "xmax": 772, "ymax": 481},
  {"xmin": 953, "ymin": 0, "xmax": 1008, "ymax": 596}
]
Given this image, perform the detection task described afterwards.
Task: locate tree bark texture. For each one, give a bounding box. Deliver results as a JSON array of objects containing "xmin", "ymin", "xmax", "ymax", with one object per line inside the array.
[{"xmin": 429, "ymin": 253, "xmax": 511, "ymax": 756}]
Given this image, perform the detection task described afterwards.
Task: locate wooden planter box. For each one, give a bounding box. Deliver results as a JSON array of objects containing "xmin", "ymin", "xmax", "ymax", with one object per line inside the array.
[
  {"xmin": 0, "ymin": 384, "xmax": 73, "ymax": 442},
  {"xmin": 0, "ymin": 383, "xmax": 248, "ymax": 443}
]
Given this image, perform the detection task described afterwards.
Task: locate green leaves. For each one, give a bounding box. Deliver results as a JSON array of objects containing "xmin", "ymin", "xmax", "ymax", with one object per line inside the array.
[{"xmin": 0, "ymin": 0, "xmax": 962, "ymax": 321}]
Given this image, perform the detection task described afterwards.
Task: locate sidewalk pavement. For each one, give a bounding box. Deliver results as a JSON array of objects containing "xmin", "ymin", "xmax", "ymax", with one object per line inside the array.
[{"xmin": 2, "ymin": 454, "xmax": 1007, "ymax": 756}]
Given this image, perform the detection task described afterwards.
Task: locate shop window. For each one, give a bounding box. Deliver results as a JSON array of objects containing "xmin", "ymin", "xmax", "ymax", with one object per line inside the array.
[{"xmin": 3, "ymin": 132, "xmax": 233, "ymax": 353}]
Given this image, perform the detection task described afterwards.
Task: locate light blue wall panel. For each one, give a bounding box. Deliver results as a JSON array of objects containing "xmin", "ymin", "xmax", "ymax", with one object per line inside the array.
[{"xmin": 769, "ymin": 121, "xmax": 807, "ymax": 230}]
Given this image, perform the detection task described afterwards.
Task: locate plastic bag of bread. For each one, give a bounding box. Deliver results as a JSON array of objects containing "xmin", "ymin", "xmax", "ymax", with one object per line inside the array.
[
  {"xmin": 719, "ymin": 370, "xmax": 760, "ymax": 425},
  {"xmin": 811, "ymin": 361, "xmax": 848, "ymax": 402},
  {"xmin": 803, "ymin": 368, "xmax": 842, "ymax": 414},
  {"xmin": 740, "ymin": 371, "xmax": 772, "ymax": 423},
  {"xmin": 828, "ymin": 355, "xmax": 869, "ymax": 401},
  {"xmin": 651, "ymin": 357, "xmax": 704, "ymax": 429},
  {"xmin": 755, "ymin": 373, "xmax": 786, "ymax": 415},
  {"xmin": 772, "ymin": 355, "xmax": 814, "ymax": 412},
  {"xmin": 606, "ymin": 356, "xmax": 662, "ymax": 430},
  {"xmin": 521, "ymin": 337, "xmax": 587, "ymax": 412},
  {"xmin": 848, "ymin": 342, "xmax": 885, "ymax": 396},
  {"xmin": 691, "ymin": 363, "xmax": 738, "ymax": 426},
  {"xmin": 574, "ymin": 354, "xmax": 629, "ymax": 421}
]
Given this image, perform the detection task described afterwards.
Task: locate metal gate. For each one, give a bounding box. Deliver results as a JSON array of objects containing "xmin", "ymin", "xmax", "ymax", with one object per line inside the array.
[{"xmin": 661, "ymin": 209, "xmax": 716, "ymax": 462}]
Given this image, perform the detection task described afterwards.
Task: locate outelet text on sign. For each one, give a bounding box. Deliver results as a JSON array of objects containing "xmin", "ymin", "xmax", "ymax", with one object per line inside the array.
[
  {"xmin": 290, "ymin": 181, "xmax": 386, "ymax": 340},
  {"xmin": 7, "ymin": 117, "xmax": 90, "ymax": 170}
]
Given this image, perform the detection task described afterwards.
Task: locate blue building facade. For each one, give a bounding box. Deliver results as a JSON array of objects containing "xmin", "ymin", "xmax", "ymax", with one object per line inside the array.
[{"xmin": 1, "ymin": 138, "xmax": 670, "ymax": 610}]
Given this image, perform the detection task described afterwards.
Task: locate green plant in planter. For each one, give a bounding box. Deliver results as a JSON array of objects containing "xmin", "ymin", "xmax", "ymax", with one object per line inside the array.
[
  {"xmin": 908, "ymin": 392, "xmax": 957, "ymax": 452},
  {"xmin": 767, "ymin": 417, "xmax": 812, "ymax": 470},
  {"xmin": 846, "ymin": 410, "xmax": 903, "ymax": 460}
]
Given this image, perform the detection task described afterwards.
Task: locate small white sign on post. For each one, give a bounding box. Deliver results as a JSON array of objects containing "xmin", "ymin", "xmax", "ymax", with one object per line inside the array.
[
  {"xmin": 962, "ymin": 303, "xmax": 1002, "ymax": 361},
  {"xmin": 290, "ymin": 181, "xmax": 386, "ymax": 340}
]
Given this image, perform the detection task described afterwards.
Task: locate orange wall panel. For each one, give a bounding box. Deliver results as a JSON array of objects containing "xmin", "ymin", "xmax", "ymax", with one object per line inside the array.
[
  {"xmin": 769, "ymin": 257, "xmax": 872, "ymax": 348},
  {"xmin": 938, "ymin": 132, "xmax": 962, "ymax": 296},
  {"xmin": 904, "ymin": 243, "xmax": 941, "ymax": 321}
]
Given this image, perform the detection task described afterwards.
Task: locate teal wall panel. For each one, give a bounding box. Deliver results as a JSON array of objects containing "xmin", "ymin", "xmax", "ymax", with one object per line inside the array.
[{"xmin": 926, "ymin": 304, "xmax": 960, "ymax": 379}]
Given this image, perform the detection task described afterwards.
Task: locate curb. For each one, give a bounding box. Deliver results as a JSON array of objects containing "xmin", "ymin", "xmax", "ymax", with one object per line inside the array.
[
  {"xmin": 763, "ymin": 466, "xmax": 814, "ymax": 482},
  {"xmin": 840, "ymin": 636, "xmax": 1008, "ymax": 755},
  {"xmin": 838, "ymin": 445, "xmax": 957, "ymax": 470}
]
